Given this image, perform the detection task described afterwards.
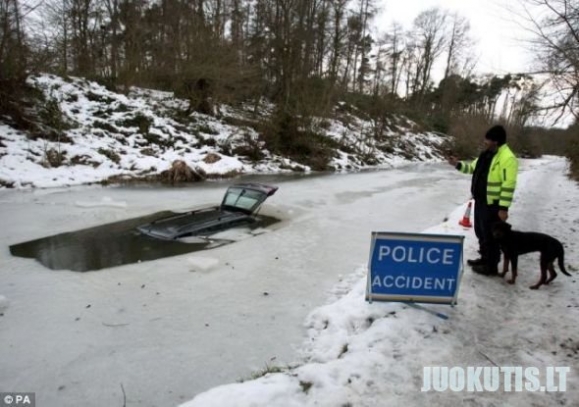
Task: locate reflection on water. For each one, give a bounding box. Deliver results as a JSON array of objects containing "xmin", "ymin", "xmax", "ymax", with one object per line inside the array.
[{"xmin": 9, "ymin": 211, "xmax": 279, "ymax": 272}]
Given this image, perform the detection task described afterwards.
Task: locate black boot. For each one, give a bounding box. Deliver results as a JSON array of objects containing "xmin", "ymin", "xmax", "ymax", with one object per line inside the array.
[
  {"xmin": 471, "ymin": 264, "xmax": 499, "ymax": 276},
  {"xmin": 467, "ymin": 258, "xmax": 486, "ymax": 266}
]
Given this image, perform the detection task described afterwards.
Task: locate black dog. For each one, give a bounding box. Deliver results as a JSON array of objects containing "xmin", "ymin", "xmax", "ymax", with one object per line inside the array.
[{"xmin": 492, "ymin": 221, "xmax": 570, "ymax": 289}]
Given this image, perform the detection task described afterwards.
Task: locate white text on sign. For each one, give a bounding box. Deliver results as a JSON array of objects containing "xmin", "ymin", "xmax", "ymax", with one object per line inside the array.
[
  {"xmin": 378, "ymin": 245, "xmax": 455, "ymax": 265},
  {"xmin": 372, "ymin": 276, "xmax": 456, "ymax": 291}
]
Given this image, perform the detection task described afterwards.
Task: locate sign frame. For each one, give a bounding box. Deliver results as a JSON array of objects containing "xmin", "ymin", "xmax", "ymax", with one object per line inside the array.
[{"xmin": 366, "ymin": 231, "xmax": 465, "ymax": 305}]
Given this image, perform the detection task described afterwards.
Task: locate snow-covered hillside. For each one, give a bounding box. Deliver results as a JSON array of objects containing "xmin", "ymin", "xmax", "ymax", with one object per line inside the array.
[{"xmin": 0, "ymin": 74, "xmax": 447, "ymax": 189}]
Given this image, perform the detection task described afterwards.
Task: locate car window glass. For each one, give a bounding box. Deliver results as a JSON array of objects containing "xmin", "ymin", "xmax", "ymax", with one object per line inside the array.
[{"xmin": 223, "ymin": 188, "xmax": 265, "ymax": 211}]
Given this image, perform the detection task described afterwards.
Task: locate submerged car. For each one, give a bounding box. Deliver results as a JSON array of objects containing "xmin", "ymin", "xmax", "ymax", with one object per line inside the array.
[{"xmin": 136, "ymin": 182, "xmax": 279, "ymax": 240}]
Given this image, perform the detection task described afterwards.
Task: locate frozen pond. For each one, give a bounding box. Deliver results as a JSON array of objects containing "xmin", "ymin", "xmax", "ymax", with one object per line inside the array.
[{"xmin": 0, "ymin": 163, "xmax": 468, "ymax": 407}]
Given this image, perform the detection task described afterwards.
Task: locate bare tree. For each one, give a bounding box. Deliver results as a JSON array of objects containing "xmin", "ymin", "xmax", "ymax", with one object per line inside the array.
[
  {"xmin": 1, "ymin": 0, "xmax": 27, "ymax": 85},
  {"xmin": 411, "ymin": 7, "xmax": 448, "ymax": 99},
  {"xmin": 327, "ymin": 0, "xmax": 348, "ymax": 84},
  {"xmin": 313, "ymin": 0, "xmax": 329, "ymax": 76},
  {"xmin": 506, "ymin": 75, "xmax": 543, "ymax": 127},
  {"xmin": 102, "ymin": 0, "xmax": 121, "ymax": 82},
  {"xmin": 516, "ymin": 0, "xmax": 579, "ymax": 123},
  {"xmin": 352, "ymin": 0, "xmax": 375, "ymax": 93},
  {"xmin": 443, "ymin": 12, "xmax": 471, "ymax": 79},
  {"xmin": 341, "ymin": 13, "xmax": 361, "ymax": 90},
  {"xmin": 382, "ymin": 22, "xmax": 404, "ymax": 96}
]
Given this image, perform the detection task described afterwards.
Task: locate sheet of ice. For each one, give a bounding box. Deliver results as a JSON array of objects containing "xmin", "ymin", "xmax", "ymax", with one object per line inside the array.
[{"xmin": 74, "ymin": 196, "xmax": 128, "ymax": 208}]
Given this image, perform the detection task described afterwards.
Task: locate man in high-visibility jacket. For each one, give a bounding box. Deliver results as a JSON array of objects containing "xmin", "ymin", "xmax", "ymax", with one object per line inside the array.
[{"xmin": 448, "ymin": 125, "xmax": 519, "ymax": 275}]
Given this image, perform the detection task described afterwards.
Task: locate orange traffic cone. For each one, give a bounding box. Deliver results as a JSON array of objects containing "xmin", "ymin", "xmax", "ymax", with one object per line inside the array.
[{"xmin": 459, "ymin": 201, "xmax": 473, "ymax": 228}]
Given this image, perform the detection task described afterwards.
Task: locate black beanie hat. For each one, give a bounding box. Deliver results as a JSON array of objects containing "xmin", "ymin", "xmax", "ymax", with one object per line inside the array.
[{"xmin": 485, "ymin": 125, "xmax": 507, "ymax": 145}]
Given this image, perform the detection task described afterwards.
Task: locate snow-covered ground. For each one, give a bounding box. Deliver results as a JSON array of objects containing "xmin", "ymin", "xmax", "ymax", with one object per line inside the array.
[
  {"xmin": 1, "ymin": 156, "xmax": 577, "ymax": 407},
  {"xmin": 0, "ymin": 74, "xmax": 446, "ymax": 188}
]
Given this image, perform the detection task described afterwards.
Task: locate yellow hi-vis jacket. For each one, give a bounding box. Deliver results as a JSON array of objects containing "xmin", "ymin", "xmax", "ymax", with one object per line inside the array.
[{"xmin": 458, "ymin": 144, "xmax": 518, "ymax": 209}]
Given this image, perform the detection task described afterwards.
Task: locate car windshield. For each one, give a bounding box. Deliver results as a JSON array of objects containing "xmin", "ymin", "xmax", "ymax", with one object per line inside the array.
[{"xmin": 222, "ymin": 187, "xmax": 266, "ymax": 212}]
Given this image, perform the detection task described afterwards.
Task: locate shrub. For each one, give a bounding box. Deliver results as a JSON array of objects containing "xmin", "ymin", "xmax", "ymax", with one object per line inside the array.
[
  {"xmin": 143, "ymin": 132, "xmax": 174, "ymax": 148},
  {"xmin": 568, "ymin": 138, "xmax": 579, "ymax": 182},
  {"xmin": 93, "ymin": 108, "xmax": 114, "ymax": 118},
  {"xmin": 232, "ymin": 143, "xmax": 266, "ymax": 163},
  {"xmin": 446, "ymin": 115, "xmax": 493, "ymax": 159},
  {"xmin": 116, "ymin": 114, "xmax": 153, "ymax": 134},
  {"xmin": 159, "ymin": 160, "xmax": 206, "ymax": 184},
  {"xmin": 43, "ymin": 147, "xmax": 66, "ymax": 167},
  {"xmin": 260, "ymin": 110, "xmax": 333, "ymax": 170},
  {"xmin": 38, "ymin": 97, "xmax": 73, "ymax": 132},
  {"xmin": 97, "ymin": 148, "xmax": 121, "ymax": 164},
  {"xmin": 197, "ymin": 123, "xmax": 219, "ymax": 135},
  {"xmin": 70, "ymin": 154, "xmax": 100, "ymax": 167},
  {"xmin": 93, "ymin": 120, "xmax": 118, "ymax": 133},
  {"xmin": 0, "ymin": 179, "xmax": 15, "ymax": 188},
  {"xmin": 86, "ymin": 91, "xmax": 115, "ymax": 104},
  {"xmin": 140, "ymin": 148, "xmax": 157, "ymax": 156}
]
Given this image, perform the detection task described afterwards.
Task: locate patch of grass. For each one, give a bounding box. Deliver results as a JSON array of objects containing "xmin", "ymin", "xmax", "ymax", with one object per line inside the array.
[
  {"xmin": 0, "ymin": 178, "xmax": 15, "ymax": 188},
  {"xmin": 112, "ymin": 134, "xmax": 129, "ymax": 146},
  {"xmin": 337, "ymin": 343, "xmax": 349, "ymax": 358},
  {"xmin": 70, "ymin": 154, "xmax": 100, "ymax": 167},
  {"xmin": 339, "ymin": 144, "xmax": 356, "ymax": 154},
  {"xmin": 26, "ymin": 130, "xmax": 74, "ymax": 144},
  {"xmin": 86, "ymin": 91, "xmax": 115, "ymax": 104},
  {"xmin": 197, "ymin": 123, "xmax": 219, "ymax": 135},
  {"xmin": 93, "ymin": 108, "xmax": 115, "ymax": 118},
  {"xmin": 65, "ymin": 94, "xmax": 78, "ymax": 103},
  {"xmin": 93, "ymin": 120, "xmax": 118, "ymax": 133},
  {"xmin": 232, "ymin": 144, "xmax": 266, "ymax": 163},
  {"xmin": 159, "ymin": 160, "xmax": 206, "ymax": 184},
  {"xmin": 203, "ymin": 137, "xmax": 217, "ymax": 147},
  {"xmin": 116, "ymin": 114, "xmax": 153, "ymax": 134},
  {"xmin": 172, "ymin": 109, "xmax": 198, "ymax": 125},
  {"xmin": 245, "ymin": 364, "xmax": 286, "ymax": 381},
  {"xmin": 279, "ymin": 163, "xmax": 305, "ymax": 172},
  {"xmin": 142, "ymin": 132, "xmax": 174, "ymax": 148},
  {"xmin": 173, "ymin": 135, "xmax": 188, "ymax": 145},
  {"xmin": 97, "ymin": 148, "xmax": 121, "ymax": 164},
  {"xmin": 218, "ymin": 141, "xmax": 232, "ymax": 156},
  {"xmin": 222, "ymin": 116, "xmax": 259, "ymax": 131},
  {"xmin": 318, "ymin": 119, "xmax": 332, "ymax": 130},
  {"xmin": 140, "ymin": 148, "xmax": 156, "ymax": 156},
  {"xmin": 43, "ymin": 147, "xmax": 66, "ymax": 168},
  {"xmin": 203, "ymin": 152, "xmax": 221, "ymax": 164},
  {"xmin": 567, "ymin": 139, "xmax": 579, "ymax": 182},
  {"xmin": 115, "ymin": 103, "xmax": 130, "ymax": 113},
  {"xmin": 24, "ymin": 148, "xmax": 41, "ymax": 157},
  {"xmin": 38, "ymin": 98, "xmax": 73, "ymax": 132},
  {"xmin": 172, "ymin": 123, "xmax": 192, "ymax": 134},
  {"xmin": 376, "ymin": 144, "xmax": 395, "ymax": 155},
  {"xmin": 299, "ymin": 381, "xmax": 313, "ymax": 394}
]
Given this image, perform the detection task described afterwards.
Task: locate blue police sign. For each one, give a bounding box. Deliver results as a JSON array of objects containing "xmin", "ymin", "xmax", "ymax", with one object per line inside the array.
[{"xmin": 366, "ymin": 232, "xmax": 464, "ymax": 305}]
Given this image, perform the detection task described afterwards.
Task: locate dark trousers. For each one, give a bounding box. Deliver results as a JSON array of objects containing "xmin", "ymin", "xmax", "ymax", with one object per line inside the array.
[{"xmin": 473, "ymin": 199, "xmax": 501, "ymax": 270}]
